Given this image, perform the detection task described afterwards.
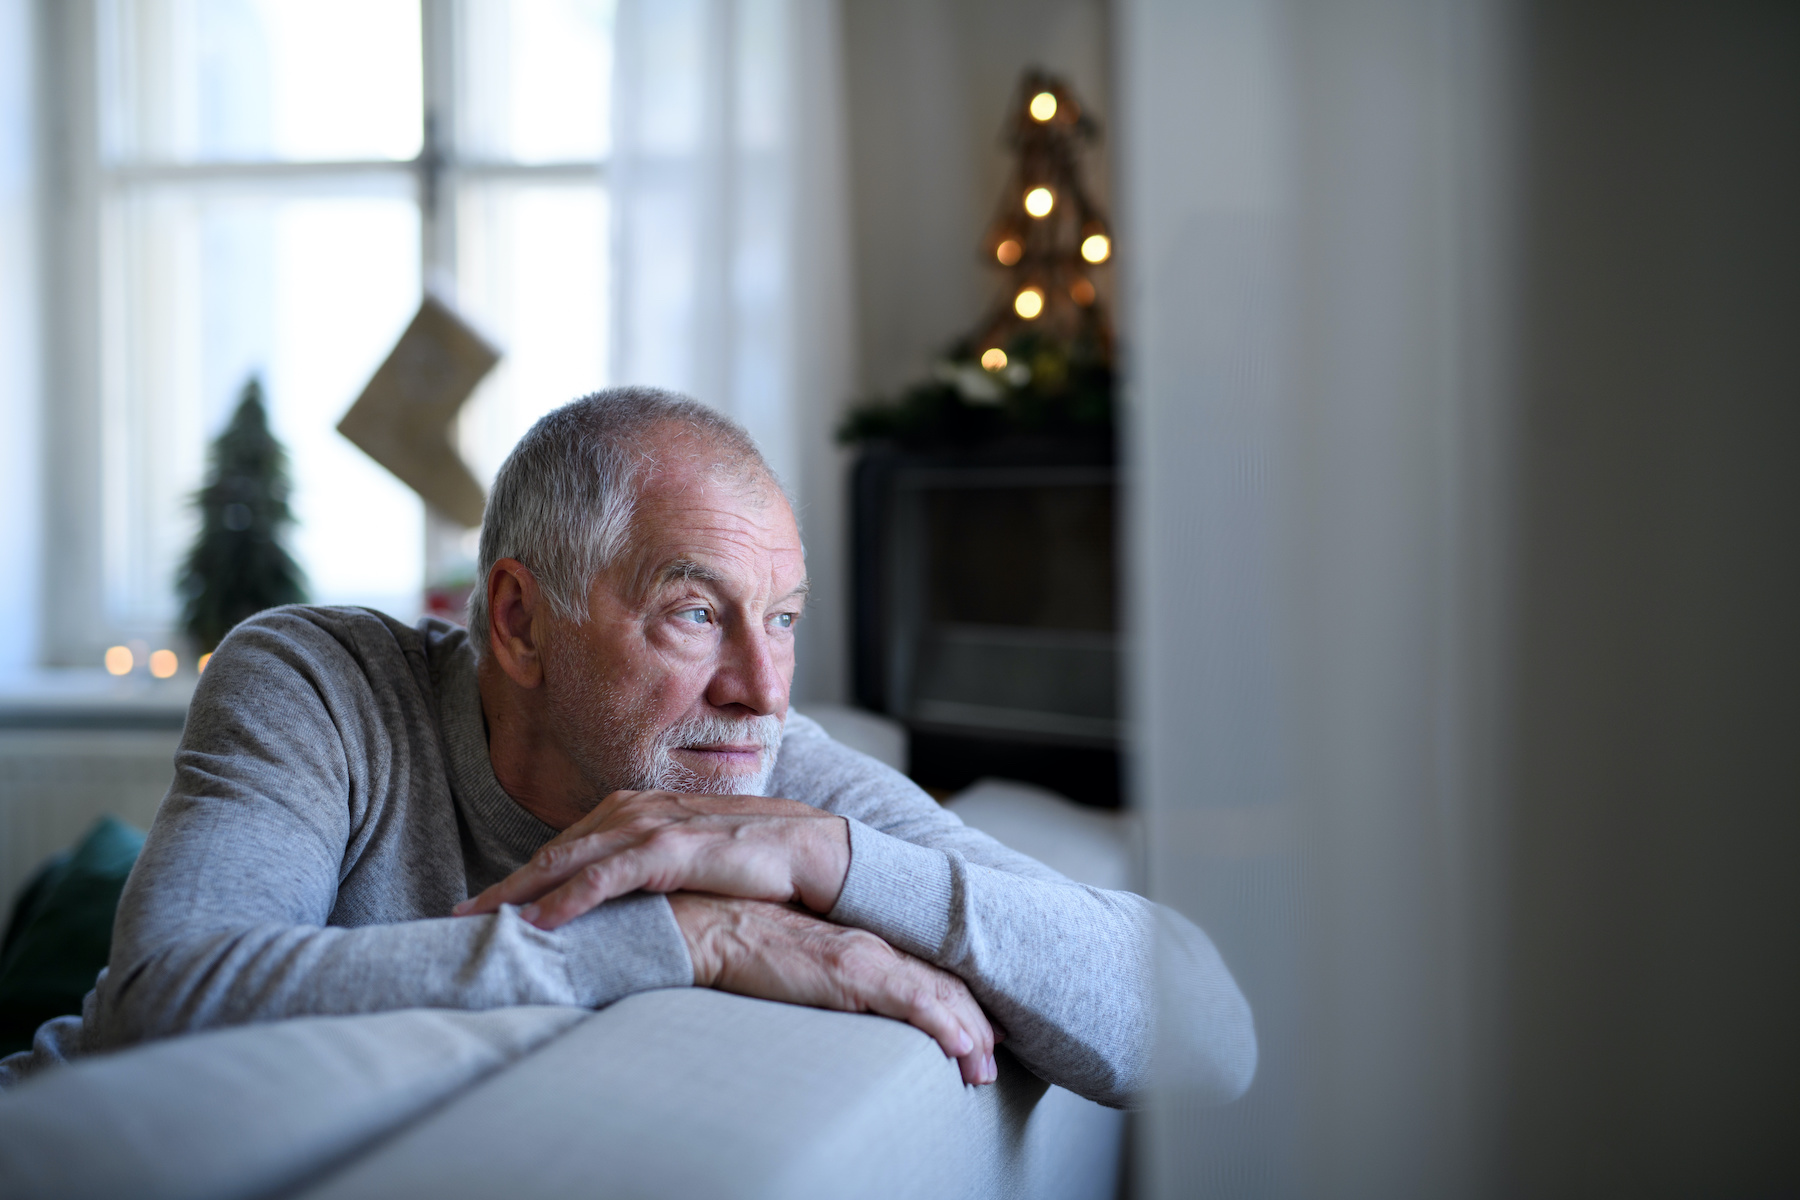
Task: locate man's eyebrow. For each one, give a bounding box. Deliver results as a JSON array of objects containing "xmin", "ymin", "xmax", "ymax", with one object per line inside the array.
[
  {"xmin": 654, "ymin": 557, "xmax": 729, "ymax": 590},
  {"xmin": 645, "ymin": 559, "xmax": 810, "ymax": 604}
]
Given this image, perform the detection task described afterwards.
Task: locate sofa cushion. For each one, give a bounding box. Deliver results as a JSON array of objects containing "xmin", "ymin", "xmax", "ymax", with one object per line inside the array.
[
  {"xmin": 295, "ymin": 988, "xmax": 1123, "ymax": 1200},
  {"xmin": 0, "ymin": 1004, "xmax": 589, "ymax": 1200}
]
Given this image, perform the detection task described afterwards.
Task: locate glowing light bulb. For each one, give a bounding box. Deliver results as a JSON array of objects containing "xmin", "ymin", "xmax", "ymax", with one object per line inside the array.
[
  {"xmin": 149, "ymin": 649, "xmax": 178, "ymax": 678},
  {"xmin": 995, "ymin": 238, "xmax": 1022, "ymax": 266},
  {"xmin": 104, "ymin": 645, "xmax": 133, "ymax": 675},
  {"xmin": 198, "ymin": 652, "xmax": 213, "ymax": 674},
  {"xmin": 1024, "ymin": 187, "xmax": 1054, "ymax": 218},
  {"xmin": 981, "ymin": 348, "xmax": 1009, "ymax": 371},
  {"xmin": 1014, "ymin": 286, "xmax": 1045, "ymax": 320},
  {"xmin": 1070, "ymin": 278, "xmax": 1097, "ymax": 306},
  {"xmin": 1029, "ymin": 91, "xmax": 1058, "ymax": 122},
  {"xmin": 1081, "ymin": 233, "xmax": 1111, "ymax": 263}
]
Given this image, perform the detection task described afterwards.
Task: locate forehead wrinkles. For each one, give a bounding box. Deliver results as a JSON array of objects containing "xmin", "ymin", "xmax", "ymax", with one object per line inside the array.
[
  {"xmin": 624, "ymin": 435, "xmax": 783, "ymax": 542},
  {"xmin": 633, "ymin": 421, "xmax": 775, "ymax": 502},
  {"xmin": 615, "ymin": 468, "xmax": 801, "ymax": 605}
]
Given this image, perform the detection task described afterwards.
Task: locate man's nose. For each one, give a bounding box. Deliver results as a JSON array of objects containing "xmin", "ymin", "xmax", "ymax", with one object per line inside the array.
[{"xmin": 707, "ymin": 619, "xmax": 788, "ymax": 716}]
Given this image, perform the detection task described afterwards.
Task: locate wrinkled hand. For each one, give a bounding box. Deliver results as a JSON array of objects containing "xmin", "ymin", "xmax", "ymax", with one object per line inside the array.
[
  {"xmin": 671, "ymin": 893, "xmax": 1002, "ymax": 1086},
  {"xmin": 453, "ymin": 790, "xmax": 851, "ymax": 930}
]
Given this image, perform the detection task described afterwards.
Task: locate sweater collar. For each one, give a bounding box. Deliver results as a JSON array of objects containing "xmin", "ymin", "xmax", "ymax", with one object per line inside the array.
[{"xmin": 428, "ymin": 623, "xmax": 560, "ymax": 872}]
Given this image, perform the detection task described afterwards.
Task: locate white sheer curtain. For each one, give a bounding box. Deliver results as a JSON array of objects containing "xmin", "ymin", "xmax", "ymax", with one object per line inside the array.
[
  {"xmin": 1121, "ymin": 0, "xmax": 1512, "ymax": 1194},
  {"xmin": 610, "ymin": 0, "xmax": 857, "ymax": 704},
  {"xmin": 0, "ymin": 0, "xmax": 39, "ymax": 672}
]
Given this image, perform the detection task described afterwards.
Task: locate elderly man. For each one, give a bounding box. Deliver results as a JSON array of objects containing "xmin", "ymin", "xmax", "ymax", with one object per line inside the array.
[{"xmin": 19, "ymin": 388, "xmax": 1253, "ymax": 1107}]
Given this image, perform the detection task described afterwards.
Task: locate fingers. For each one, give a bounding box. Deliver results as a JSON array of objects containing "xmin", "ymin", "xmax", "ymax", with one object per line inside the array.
[
  {"xmin": 454, "ymin": 793, "xmax": 838, "ymax": 921},
  {"xmin": 861, "ymin": 958, "xmax": 999, "ymax": 1086},
  {"xmin": 514, "ymin": 849, "xmax": 663, "ymax": 930},
  {"xmin": 658, "ymin": 898, "xmax": 1003, "ymax": 1088},
  {"xmin": 455, "ymin": 791, "xmax": 697, "ymax": 917},
  {"xmin": 961, "ymin": 1051, "xmax": 997, "ymax": 1087},
  {"xmin": 934, "ymin": 973, "xmax": 1000, "ymax": 1087},
  {"xmin": 453, "ymin": 830, "xmax": 636, "ymax": 917},
  {"xmin": 886, "ymin": 983, "xmax": 974, "ymax": 1062}
]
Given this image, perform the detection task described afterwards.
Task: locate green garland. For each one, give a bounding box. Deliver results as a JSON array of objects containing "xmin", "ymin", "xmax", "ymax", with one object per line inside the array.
[{"xmin": 838, "ymin": 330, "xmax": 1113, "ymax": 450}]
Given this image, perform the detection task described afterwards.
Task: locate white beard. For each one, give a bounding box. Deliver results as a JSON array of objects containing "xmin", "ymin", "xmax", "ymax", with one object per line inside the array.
[
  {"xmin": 619, "ymin": 708, "xmax": 786, "ymax": 797},
  {"xmin": 538, "ymin": 624, "xmax": 788, "ymax": 799}
]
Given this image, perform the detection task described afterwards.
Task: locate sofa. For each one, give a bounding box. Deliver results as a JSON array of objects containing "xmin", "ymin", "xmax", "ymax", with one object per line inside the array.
[{"xmin": 0, "ymin": 706, "xmax": 1136, "ymax": 1199}]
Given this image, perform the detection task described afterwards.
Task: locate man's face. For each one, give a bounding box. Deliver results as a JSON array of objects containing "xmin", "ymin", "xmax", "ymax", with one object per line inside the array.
[{"xmin": 539, "ymin": 441, "xmax": 807, "ymax": 803}]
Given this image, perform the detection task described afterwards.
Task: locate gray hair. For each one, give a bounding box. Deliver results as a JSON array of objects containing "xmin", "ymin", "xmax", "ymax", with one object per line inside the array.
[{"xmin": 466, "ymin": 386, "xmax": 774, "ymax": 652}]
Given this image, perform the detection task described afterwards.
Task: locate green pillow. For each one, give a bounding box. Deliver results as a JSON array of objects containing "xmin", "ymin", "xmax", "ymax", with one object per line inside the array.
[{"xmin": 0, "ymin": 816, "xmax": 146, "ymax": 1056}]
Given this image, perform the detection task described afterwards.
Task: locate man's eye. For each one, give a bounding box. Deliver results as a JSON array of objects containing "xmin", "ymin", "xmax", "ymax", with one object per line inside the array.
[
  {"xmin": 771, "ymin": 612, "xmax": 795, "ymax": 629},
  {"xmin": 678, "ymin": 608, "xmax": 710, "ymax": 624}
]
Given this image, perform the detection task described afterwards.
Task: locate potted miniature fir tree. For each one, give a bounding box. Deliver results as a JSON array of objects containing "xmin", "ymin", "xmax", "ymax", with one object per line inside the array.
[{"xmin": 177, "ymin": 376, "xmax": 309, "ymax": 655}]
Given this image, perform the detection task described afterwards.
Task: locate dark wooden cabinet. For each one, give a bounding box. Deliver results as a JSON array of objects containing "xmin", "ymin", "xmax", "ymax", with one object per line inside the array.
[{"xmin": 850, "ymin": 441, "xmax": 1122, "ymax": 806}]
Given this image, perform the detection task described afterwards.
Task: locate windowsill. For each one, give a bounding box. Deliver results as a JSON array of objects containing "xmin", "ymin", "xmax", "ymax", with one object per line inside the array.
[{"xmin": 0, "ymin": 670, "xmax": 195, "ymax": 730}]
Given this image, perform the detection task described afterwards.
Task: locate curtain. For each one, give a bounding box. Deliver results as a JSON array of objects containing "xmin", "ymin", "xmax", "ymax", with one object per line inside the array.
[
  {"xmin": 1120, "ymin": 0, "xmax": 1512, "ymax": 1193},
  {"xmin": 0, "ymin": 0, "xmax": 39, "ymax": 671},
  {"xmin": 610, "ymin": 0, "xmax": 857, "ymax": 704}
]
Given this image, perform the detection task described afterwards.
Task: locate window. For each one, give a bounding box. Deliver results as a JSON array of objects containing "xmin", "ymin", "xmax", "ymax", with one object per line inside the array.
[{"xmin": 53, "ymin": 0, "xmax": 613, "ymax": 662}]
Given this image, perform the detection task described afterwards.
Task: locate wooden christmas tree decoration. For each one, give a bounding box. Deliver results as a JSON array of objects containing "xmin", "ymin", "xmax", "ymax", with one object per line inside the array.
[
  {"xmin": 972, "ymin": 69, "xmax": 1113, "ymax": 368},
  {"xmin": 839, "ymin": 69, "xmax": 1115, "ymax": 448}
]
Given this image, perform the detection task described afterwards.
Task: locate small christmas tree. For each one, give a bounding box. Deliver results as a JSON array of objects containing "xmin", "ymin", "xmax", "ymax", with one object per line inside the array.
[
  {"xmin": 177, "ymin": 376, "xmax": 309, "ymax": 653},
  {"xmin": 841, "ymin": 69, "xmax": 1115, "ymax": 448}
]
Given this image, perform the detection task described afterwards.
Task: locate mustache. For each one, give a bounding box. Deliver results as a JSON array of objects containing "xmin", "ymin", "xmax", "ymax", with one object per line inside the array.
[
  {"xmin": 656, "ymin": 711, "xmax": 785, "ymax": 756},
  {"xmin": 638, "ymin": 709, "xmax": 787, "ymax": 797}
]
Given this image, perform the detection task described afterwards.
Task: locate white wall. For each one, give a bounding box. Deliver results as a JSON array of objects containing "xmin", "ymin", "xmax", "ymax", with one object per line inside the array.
[
  {"xmin": 0, "ymin": 729, "xmax": 180, "ymax": 907},
  {"xmin": 610, "ymin": 0, "xmax": 858, "ymax": 706},
  {"xmin": 783, "ymin": 0, "xmax": 858, "ymax": 706},
  {"xmin": 0, "ymin": 0, "xmax": 40, "ymax": 672},
  {"xmin": 828, "ymin": 0, "xmax": 1112, "ymax": 709},
  {"xmin": 840, "ymin": 0, "xmax": 1111, "ymax": 400}
]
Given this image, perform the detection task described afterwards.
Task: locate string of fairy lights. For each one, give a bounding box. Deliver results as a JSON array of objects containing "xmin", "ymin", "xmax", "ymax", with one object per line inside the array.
[
  {"xmin": 973, "ymin": 72, "xmax": 1112, "ymax": 373},
  {"xmin": 99, "ymin": 77, "xmax": 1116, "ymax": 677},
  {"xmin": 102, "ymin": 643, "xmax": 208, "ymax": 679}
]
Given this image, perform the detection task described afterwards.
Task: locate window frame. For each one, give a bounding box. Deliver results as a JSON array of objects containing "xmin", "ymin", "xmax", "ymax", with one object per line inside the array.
[{"xmin": 37, "ymin": 0, "xmax": 611, "ymax": 667}]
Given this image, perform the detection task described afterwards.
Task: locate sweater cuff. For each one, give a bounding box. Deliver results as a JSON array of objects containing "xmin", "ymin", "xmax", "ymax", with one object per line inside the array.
[
  {"xmin": 553, "ymin": 892, "xmax": 694, "ymax": 1007},
  {"xmin": 827, "ymin": 818, "xmax": 955, "ymax": 960}
]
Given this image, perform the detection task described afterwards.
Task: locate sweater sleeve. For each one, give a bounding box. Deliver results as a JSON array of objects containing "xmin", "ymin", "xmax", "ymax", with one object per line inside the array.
[
  {"xmin": 89, "ymin": 612, "xmax": 691, "ymax": 1052},
  {"xmin": 776, "ymin": 713, "xmax": 1256, "ymax": 1109}
]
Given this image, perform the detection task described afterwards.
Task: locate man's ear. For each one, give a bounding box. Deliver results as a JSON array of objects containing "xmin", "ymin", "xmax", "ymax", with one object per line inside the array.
[{"xmin": 486, "ymin": 559, "xmax": 547, "ymax": 689}]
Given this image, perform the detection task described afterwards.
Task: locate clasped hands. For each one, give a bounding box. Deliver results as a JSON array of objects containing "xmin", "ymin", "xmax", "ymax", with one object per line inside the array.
[{"xmin": 454, "ymin": 790, "xmax": 1000, "ymax": 1085}]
